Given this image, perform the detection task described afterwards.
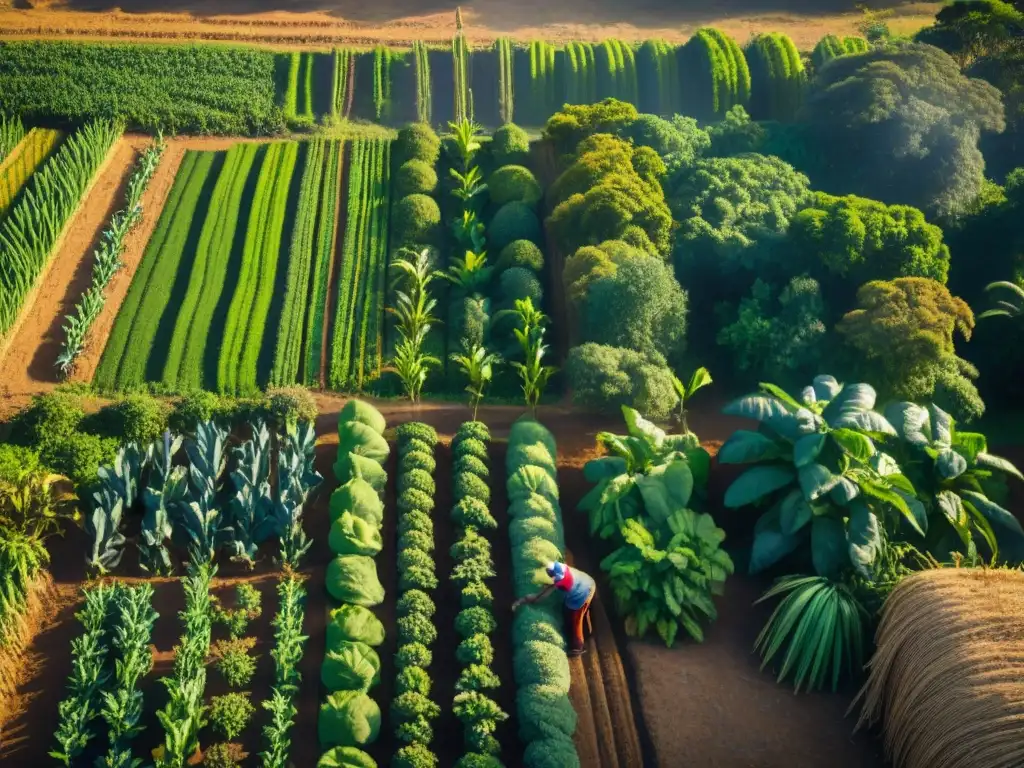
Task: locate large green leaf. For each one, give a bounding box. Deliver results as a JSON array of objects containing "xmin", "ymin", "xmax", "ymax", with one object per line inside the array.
[
  {"xmin": 798, "ymin": 463, "xmax": 840, "ymax": 502},
  {"xmin": 749, "ymin": 504, "xmax": 802, "ymax": 573},
  {"xmin": 936, "ymin": 448, "xmax": 968, "ymax": 480},
  {"xmin": 663, "ymin": 458, "xmax": 695, "ymax": 509},
  {"xmin": 895, "ymin": 489, "xmax": 928, "ymax": 536},
  {"xmin": 884, "ymin": 402, "xmax": 930, "ymax": 446},
  {"xmin": 832, "ymin": 410, "xmax": 896, "ymax": 436},
  {"xmin": 622, "ymin": 406, "xmax": 666, "ymax": 449},
  {"xmin": 811, "ymin": 375, "xmax": 841, "ymax": 402},
  {"xmin": 821, "ymin": 383, "xmax": 876, "ymax": 423},
  {"xmin": 936, "ymin": 490, "xmax": 972, "ymax": 549},
  {"xmin": 829, "ymin": 477, "xmax": 860, "ymax": 505},
  {"xmin": 583, "ymin": 456, "xmax": 627, "ymax": 483},
  {"xmin": 779, "ymin": 489, "xmax": 812, "ymax": 535},
  {"xmin": 723, "ymin": 395, "xmax": 792, "ymax": 423},
  {"xmin": 830, "ymin": 428, "xmax": 875, "ymax": 462},
  {"xmin": 953, "ymin": 431, "xmax": 987, "ymax": 462},
  {"xmin": 717, "ymin": 430, "xmax": 783, "ymax": 464},
  {"xmin": 961, "ymin": 490, "xmax": 1024, "ymax": 561},
  {"xmin": 928, "ymin": 404, "xmax": 953, "ymax": 446},
  {"xmin": 847, "ymin": 502, "xmax": 880, "ymax": 577},
  {"xmin": 686, "ymin": 367, "xmax": 713, "ymax": 398},
  {"xmin": 758, "ymin": 382, "xmax": 803, "ymax": 410},
  {"xmin": 793, "ymin": 433, "xmax": 826, "ymax": 468},
  {"xmin": 859, "ymin": 480, "xmax": 925, "ymax": 537},
  {"xmin": 870, "ymin": 451, "xmax": 900, "ymax": 476},
  {"xmin": 976, "ymin": 452, "xmax": 1024, "ymax": 481},
  {"xmin": 811, "ymin": 516, "xmax": 847, "ymax": 578},
  {"xmin": 685, "ymin": 446, "xmax": 711, "ymax": 494},
  {"xmin": 724, "ymin": 465, "xmax": 796, "ymax": 508}
]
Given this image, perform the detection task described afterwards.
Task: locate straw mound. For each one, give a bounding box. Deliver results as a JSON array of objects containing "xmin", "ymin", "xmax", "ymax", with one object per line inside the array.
[{"xmin": 854, "ymin": 567, "xmax": 1024, "ymax": 768}]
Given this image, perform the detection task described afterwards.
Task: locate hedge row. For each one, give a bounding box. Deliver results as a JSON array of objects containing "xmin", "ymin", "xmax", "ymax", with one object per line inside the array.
[
  {"xmin": 745, "ymin": 32, "xmax": 807, "ymax": 122},
  {"xmin": 505, "ymin": 418, "xmax": 580, "ymax": 768},
  {"xmin": 450, "ymin": 422, "xmax": 509, "ymax": 765},
  {"xmin": 392, "ymin": 422, "xmax": 442, "ymax": 768},
  {"xmin": 321, "ymin": 400, "xmax": 390, "ymax": 761}
]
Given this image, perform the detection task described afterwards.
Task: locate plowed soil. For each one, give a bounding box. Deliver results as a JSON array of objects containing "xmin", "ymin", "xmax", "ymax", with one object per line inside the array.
[{"xmin": 0, "ymin": 2, "xmax": 940, "ymax": 50}]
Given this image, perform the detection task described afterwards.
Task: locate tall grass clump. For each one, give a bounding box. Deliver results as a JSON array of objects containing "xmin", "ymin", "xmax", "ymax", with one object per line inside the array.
[
  {"xmin": 680, "ymin": 28, "xmax": 750, "ymax": 120},
  {"xmin": 745, "ymin": 32, "xmax": 806, "ymax": 121},
  {"xmin": 413, "ymin": 41, "xmax": 433, "ymax": 124}
]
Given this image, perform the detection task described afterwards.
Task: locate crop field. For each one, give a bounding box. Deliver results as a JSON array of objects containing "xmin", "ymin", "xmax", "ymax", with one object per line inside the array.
[{"xmin": 0, "ymin": 127, "xmax": 63, "ymax": 218}]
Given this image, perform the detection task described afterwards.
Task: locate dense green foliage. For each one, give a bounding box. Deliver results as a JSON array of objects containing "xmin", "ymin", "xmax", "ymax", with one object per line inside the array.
[
  {"xmin": 744, "ymin": 33, "xmax": 805, "ymax": 121},
  {"xmin": 679, "ymin": 28, "xmax": 751, "ymax": 120},
  {"xmin": 0, "ymin": 41, "xmax": 283, "ymax": 134}
]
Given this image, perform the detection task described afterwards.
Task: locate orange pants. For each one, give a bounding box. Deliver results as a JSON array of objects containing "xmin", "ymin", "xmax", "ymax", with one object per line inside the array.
[{"xmin": 565, "ymin": 588, "xmax": 595, "ymax": 651}]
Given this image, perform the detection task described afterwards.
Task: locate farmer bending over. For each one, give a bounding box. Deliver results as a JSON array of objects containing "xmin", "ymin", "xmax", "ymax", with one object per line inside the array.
[{"xmin": 513, "ymin": 561, "xmax": 595, "ymax": 657}]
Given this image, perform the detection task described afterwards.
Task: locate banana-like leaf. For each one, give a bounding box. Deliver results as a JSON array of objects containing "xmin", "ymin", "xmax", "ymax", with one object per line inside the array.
[
  {"xmin": 758, "ymin": 382, "xmax": 803, "ymax": 410},
  {"xmin": 724, "ymin": 465, "xmax": 796, "ymax": 508},
  {"xmin": 717, "ymin": 430, "xmax": 783, "ymax": 464}
]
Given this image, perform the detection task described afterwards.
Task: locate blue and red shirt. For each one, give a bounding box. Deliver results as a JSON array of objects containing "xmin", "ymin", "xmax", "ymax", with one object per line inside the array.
[{"xmin": 553, "ymin": 566, "xmax": 595, "ymax": 610}]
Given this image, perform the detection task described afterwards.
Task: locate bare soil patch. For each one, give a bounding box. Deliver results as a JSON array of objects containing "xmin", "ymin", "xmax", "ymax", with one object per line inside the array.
[{"xmin": 0, "ymin": 2, "xmax": 940, "ymax": 50}]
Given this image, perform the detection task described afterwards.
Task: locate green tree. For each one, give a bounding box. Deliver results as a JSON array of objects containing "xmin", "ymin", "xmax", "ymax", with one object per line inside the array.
[
  {"xmin": 566, "ymin": 344, "xmax": 678, "ymax": 420},
  {"xmin": 542, "ymin": 98, "xmax": 639, "ymax": 153},
  {"xmin": 802, "ymin": 42, "xmax": 1005, "ymax": 217}
]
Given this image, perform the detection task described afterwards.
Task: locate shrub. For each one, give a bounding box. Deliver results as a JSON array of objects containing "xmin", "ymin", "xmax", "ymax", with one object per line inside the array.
[
  {"xmin": 395, "ymin": 159, "xmax": 438, "ymax": 196},
  {"xmin": 393, "ymin": 743, "xmax": 438, "ymax": 768},
  {"xmin": 395, "ymin": 642, "xmax": 432, "ymax": 669},
  {"xmin": 170, "ymin": 390, "xmax": 228, "ymax": 432},
  {"xmin": 43, "ymin": 432, "xmax": 118, "ymax": 488},
  {"xmin": 322, "ymin": 641, "xmax": 382, "ymax": 692},
  {"xmin": 396, "ymin": 589, "xmax": 436, "ymax": 618},
  {"xmin": 96, "ymin": 393, "xmax": 170, "ymax": 443},
  {"xmin": 543, "ymin": 98, "xmax": 640, "ymax": 152},
  {"xmin": 398, "ymin": 510, "xmax": 433, "ymax": 537},
  {"xmin": 510, "ymin": 516, "xmax": 559, "ymax": 551},
  {"xmin": 456, "ymin": 607, "xmax": 497, "ymax": 638},
  {"xmin": 456, "ymin": 633, "xmax": 494, "ymax": 666},
  {"xmin": 318, "ymin": 690, "xmax": 381, "ymax": 747},
  {"xmin": 398, "ymin": 530, "xmax": 435, "ymax": 555},
  {"xmin": 398, "ymin": 488, "xmax": 434, "ymax": 515},
  {"xmin": 317, "ymin": 747, "xmax": 377, "ymax": 768},
  {"xmin": 338, "ymin": 421, "xmax": 390, "ymax": 465},
  {"xmin": 209, "ymin": 693, "xmax": 254, "ymax": 740},
  {"xmin": 326, "ymin": 555, "xmax": 385, "ymax": 606},
  {"xmin": 400, "ymin": 467, "xmax": 435, "ymax": 496},
  {"xmin": 507, "ymin": 417, "xmax": 556, "ymax": 458},
  {"xmin": 456, "ymin": 663, "xmax": 502, "ymax": 692},
  {"xmin": 395, "ymin": 717, "xmax": 434, "ymax": 746},
  {"xmin": 398, "ymin": 547, "xmax": 434, "ymax": 574},
  {"xmin": 400, "ymin": 449, "xmax": 436, "ymax": 474},
  {"xmin": 454, "ymin": 421, "xmax": 491, "ymax": 444},
  {"xmin": 452, "ymin": 497, "xmax": 496, "ymax": 530},
  {"xmin": 517, "ymin": 684, "xmax": 578, "ymax": 741},
  {"xmin": 566, "ymin": 343, "xmax": 679, "ymax": 421},
  {"xmin": 328, "ymin": 604, "xmax": 386, "ymax": 648},
  {"xmin": 391, "ymin": 691, "xmax": 442, "ymax": 722},
  {"xmin": 491, "ymin": 123, "xmax": 530, "ymax": 166},
  {"xmin": 500, "ymin": 267, "xmax": 543, "ymax": 305},
  {"xmin": 214, "ymin": 584, "xmax": 262, "ymax": 638},
  {"xmin": 460, "ymin": 581, "xmax": 494, "ymax": 609},
  {"xmin": 489, "ymin": 165, "xmax": 542, "ymax": 208},
  {"xmin": 396, "ymin": 421, "xmax": 438, "ymax": 444},
  {"xmin": 512, "ymin": 605, "xmax": 566, "ymax": 649},
  {"xmin": 339, "ymin": 399, "xmax": 386, "ymax": 434},
  {"xmin": 454, "ymin": 454, "xmax": 489, "ymax": 480},
  {"xmin": 451, "ymin": 529, "xmax": 491, "ymax": 561},
  {"xmin": 620, "ymin": 113, "xmax": 710, "ymax": 161},
  {"xmin": 264, "ymin": 387, "xmax": 318, "ymax": 430},
  {"xmin": 455, "ymin": 755, "xmax": 503, "ymax": 768},
  {"xmin": 211, "ymin": 638, "xmax": 257, "ymax": 688},
  {"xmin": 329, "ymin": 479, "xmax": 383, "ymax": 526},
  {"xmin": 454, "ymin": 471, "xmax": 491, "ymax": 504},
  {"xmin": 452, "ymin": 555, "xmax": 497, "ymax": 586},
  {"xmin": 396, "ymin": 665, "xmax": 432, "ymax": 696},
  {"xmin": 396, "ymin": 123, "xmax": 441, "ymax": 165},
  {"xmin": 514, "ymin": 640, "xmax": 571, "ymax": 692},
  {"xmin": 14, "ymin": 390, "xmax": 84, "ymax": 446},
  {"xmin": 453, "ymin": 437, "xmax": 488, "ymax": 461},
  {"xmin": 523, "ymin": 736, "xmax": 580, "ymax": 768},
  {"xmin": 489, "ymin": 201, "xmax": 542, "ymax": 251},
  {"xmin": 393, "ymin": 194, "xmax": 442, "ymax": 245},
  {"xmin": 202, "ymin": 742, "xmax": 245, "ymax": 768},
  {"xmin": 399, "ymin": 565, "xmax": 439, "ymax": 592},
  {"xmin": 399, "ymin": 436, "xmax": 435, "ymax": 457},
  {"xmin": 498, "ymin": 239, "xmax": 544, "ymax": 272}
]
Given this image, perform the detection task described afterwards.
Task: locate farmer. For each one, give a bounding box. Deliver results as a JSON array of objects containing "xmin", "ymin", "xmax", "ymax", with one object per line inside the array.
[{"xmin": 512, "ymin": 561, "xmax": 595, "ymax": 657}]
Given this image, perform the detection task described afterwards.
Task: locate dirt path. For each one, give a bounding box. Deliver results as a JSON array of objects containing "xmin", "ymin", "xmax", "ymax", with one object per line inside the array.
[{"xmin": 0, "ymin": 3, "xmax": 940, "ymax": 50}]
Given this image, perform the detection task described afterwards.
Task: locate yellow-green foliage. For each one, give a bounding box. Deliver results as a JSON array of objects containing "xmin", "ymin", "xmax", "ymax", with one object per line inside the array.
[
  {"xmin": 413, "ymin": 41, "xmax": 432, "ymax": 124},
  {"xmin": 94, "ymin": 151, "xmax": 217, "ymax": 390},
  {"xmin": 332, "ymin": 48, "xmax": 354, "ymax": 118},
  {"xmin": 681, "ymin": 28, "xmax": 750, "ymax": 119},
  {"xmin": 306, "ymin": 140, "xmax": 345, "ymax": 386},
  {"xmin": 299, "ymin": 52, "xmax": 315, "ymax": 119},
  {"xmin": 454, "ymin": 32, "xmax": 472, "ymax": 124},
  {"xmin": 0, "ymin": 127, "xmax": 62, "ymax": 218},
  {"xmin": 529, "ymin": 41, "xmax": 558, "ymax": 126},
  {"xmin": 497, "ymin": 37, "xmax": 515, "ymax": 124},
  {"xmin": 0, "ymin": 120, "xmax": 120, "ymax": 338},
  {"xmin": 564, "ymin": 42, "xmax": 597, "ymax": 108},
  {"xmin": 637, "ymin": 40, "xmax": 681, "ymax": 115},
  {"xmin": 219, "ymin": 140, "xmax": 299, "ymax": 394},
  {"xmin": 373, "ymin": 46, "xmax": 395, "ymax": 123},
  {"xmin": 596, "ymin": 39, "xmax": 639, "ymax": 106},
  {"xmin": 160, "ymin": 142, "xmax": 260, "ymax": 390},
  {"xmin": 811, "ymin": 34, "xmax": 870, "ymax": 70},
  {"xmin": 745, "ymin": 32, "xmax": 806, "ymax": 121},
  {"xmin": 284, "ymin": 51, "xmax": 301, "ymax": 119},
  {"xmin": 0, "ymin": 114, "xmax": 26, "ymax": 165}
]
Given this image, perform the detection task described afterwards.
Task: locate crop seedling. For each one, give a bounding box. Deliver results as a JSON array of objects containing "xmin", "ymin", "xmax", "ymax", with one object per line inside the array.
[{"xmin": 672, "ymin": 366, "xmax": 713, "ymax": 434}]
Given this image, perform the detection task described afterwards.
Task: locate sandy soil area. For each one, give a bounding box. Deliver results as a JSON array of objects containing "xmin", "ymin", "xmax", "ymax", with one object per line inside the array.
[{"xmin": 0, "ymin": 2, "xmax": 940, "ymax": 50}]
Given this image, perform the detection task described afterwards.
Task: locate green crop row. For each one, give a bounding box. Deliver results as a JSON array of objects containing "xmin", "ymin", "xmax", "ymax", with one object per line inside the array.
[
  {"xmin": 283, "ymin": 51, "xmax": 300, "ymax": 119},
  {"xmin": 329, "ymin": 138, "xmax": 392, "ymax": 391},
  {"xmin": 331, "ymin": 48, "xmax": 355, "ymax": 119},
  {"xmin": 161, "ymin": 142, "xmax": 260, "ymax": 391},
  {"xmin": 0, "ymin": 119, "xmax": 120, "ymax": 338},
  {"xmin": 450, "ymin": 421, "xmax": 509, "ymax": 764},
  {"xmin": 262, "ymin": 576, "xmax": 309, "ymax": 768},
  {"xmin": 505, "ymin": 417, "xmax": 580, "ymax": 768},
  {"xmin": 322, "ymin": 400, "xmax": 389, "ymax": 759},
  {"xmin": 93, "ymin": 150, "xmax": 217, "ymax": 391},
  {"xmin": 0, "ymin": 41, "xmax": 283, "ymax": 135},
  {"xmin": 413, "ymin": 41, "xmax": 432, "ymax": 124},
  {"xmin": 218, "ymin": 140, "xmax": 299, "ymax": 395},
  {"xmin": 0, "ymin": 113, "xmax": 25, "ymax": 163},
  {"xmin": 391, "ymin": 421, "xmax": 442, "ymax": 768},
  {"xmin": 0, "ymin": 127, "xmax": 62, "ymax": 218},
  {"xmin": 304, "ymin": 139, "xmax": 344, "ymax": 387}
]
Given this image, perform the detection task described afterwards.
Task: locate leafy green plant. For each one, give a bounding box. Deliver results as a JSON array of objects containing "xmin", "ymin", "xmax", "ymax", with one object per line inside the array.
[
  {"xmin": 452, "ymin": 210, "xmax": 487, "ymax": 253},
  {"xmin": 227, "ymin": 420, "xmax": 274, "ymax": 568},
  {"xmin": 211, "ymin": 637, "xmax": 258, "ymax": 688},
  {"xmin": 451, "ymin": 343, "xmax": 501, "ymax": 421},
  {"xmin": 202, "ymin": 742, "xmax": 245, "ymax": 768},
  {"xmin": 720, "ymin": 376, "xmax": 924, "ymax": 578},
  {"xmin": 86, "ymin": 486, "xmax": 126, "ymax": 575},
  {"xmin": 259, "ymin": 690, "xmax": 296, "ymax": 768},
  {"xmin": 444, "ymin": 250, "xmax": 493, "ymax": 294},
  {"xmin": 882, "ymin": 401, "xmax": 1024, "ymax": 563},
  {"xmin": 0, "ymin": 447, "xmax": 77, "ymax": 540},
  {"xmin": 215, "ymin": 583, "xmax": 263, "ymax": 638},
  {"xmin": 209, "ymin": 692, "xmax": 254, "ymax": 740},
  {"xmin": 671, "ymin": 367, "xmax": 712, "ymax": 434},
  {"xmin": 139, "ymin": 431, "xmax": 186, "ymax": 575},
  {"xmin": 174, "ymin": 420, "xmax": 230, "ymax": 563},
  {"xmin": 502, "ymin": 298, "xmax": 557, "ymax": 414},
  {"xmin": 754, "ymin": 575, "xmax": 870, "ymax": 692}
]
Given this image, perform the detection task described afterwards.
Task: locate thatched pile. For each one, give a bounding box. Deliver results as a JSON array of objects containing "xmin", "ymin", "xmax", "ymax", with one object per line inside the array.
[{"xmin": 853, "ymin": 568, "xmax": 1024, "ymax": 768}]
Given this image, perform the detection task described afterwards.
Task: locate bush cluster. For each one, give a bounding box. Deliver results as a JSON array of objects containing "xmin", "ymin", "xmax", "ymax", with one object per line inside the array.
[
  {"xmin": 391, "ymin": 421, "xmax": 441, "ymax": 763},
  {"xmin": 449, "ymin": 420, "xmax": 509, "ymax": 762},
  {"xmin": 505, "ymin": 417, "xmax": 579, "ymax": 768}
]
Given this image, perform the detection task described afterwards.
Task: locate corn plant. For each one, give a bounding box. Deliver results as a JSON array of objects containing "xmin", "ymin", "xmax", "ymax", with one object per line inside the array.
[
  {"xmin": 174, "ymin": 420, "xmax": 229, "ymax": 563},
  {"xmin": 503, "ymin": 298, "xmax": 557, "ymax": 414},
  {"xmin": 50, "ymin": 583, "xmax": 118, "ymax": 766},
  {"xmin": 0, "ymin": 113, "xmax": 25, "ymax": 163},
  {"xmin": 0, "ymin": 530, "xmax": 48, "ymax": 645},
  {"xmin": 391, "ymin": 328, "xmax": 441, "ymax": 402},
  {"xmin": 453, "ymin": 12, "xmax": 472, "ymax": 124},
  {"xmin": 227, "ymin": 419, "xmax": 275, "ymax": 568},
  {"xmin": 413, "ymin": 41, "xmax": 432, "ymax": 123},
  {"xmin": 270, "ymin": 576, "xmax": 308, "ymax": 695},
  {"xmin": 98, "ymin": 584, "xmax": 158, "ymax": 764},
  {"xmin": 389, "ymin": 248, "xmax": 441, "ymax": 342},
  {"xmin": 450, "ymin": 343, "xmax": 502, "ymax": 420},
  {"xmin": 139, "ymin": 431, "xmax": 187, "ymax": 576}
]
